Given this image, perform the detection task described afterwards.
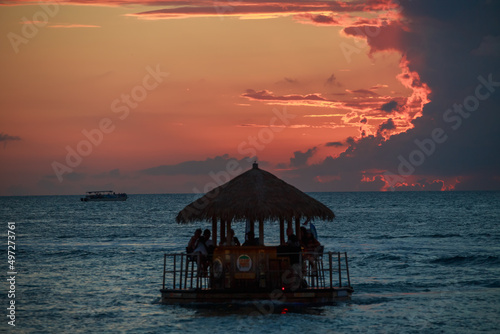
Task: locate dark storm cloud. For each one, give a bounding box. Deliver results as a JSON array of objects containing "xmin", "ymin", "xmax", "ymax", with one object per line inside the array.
[
  {"xmin": 381, "ymin": 100, "xmax": 398, "ymax": 113},
  {"xmin": 377, "ymin": 118, "xmax": 395, "ymax": 132},
  {"xmin": 392, "ymin": 0, "xmax": 500, "ymax": 181},
  {"xmin": 326, "ymin": 141, "xmax": 343, "ymax": 147},
  {"xmin": 290, "ymin": 147, "xmax": 317, "ymax": 168},
  {"xmin": 287, "ymin": 0, "xmax": 500, "ymax": 191},
  {"xmin": 472, "ymin": 35, "xmax": 500, "ymax": 57}
]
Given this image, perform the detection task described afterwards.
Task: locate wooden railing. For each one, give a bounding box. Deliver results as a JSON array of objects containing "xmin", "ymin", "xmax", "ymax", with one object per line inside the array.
[{"xmin": 162, "ymin": 249, "xmax": 351, "ymax": 291}]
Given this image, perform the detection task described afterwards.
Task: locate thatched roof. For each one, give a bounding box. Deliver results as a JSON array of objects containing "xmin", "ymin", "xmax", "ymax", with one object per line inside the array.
[{"xmin": 176, "ymin": 163, "xmax": 335, "ymax": 223}]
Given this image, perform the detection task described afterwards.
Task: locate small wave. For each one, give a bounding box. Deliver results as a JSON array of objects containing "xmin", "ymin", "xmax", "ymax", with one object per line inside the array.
[
  {"xmin": 348, "ymin": 295, "xmax": 393, "ymax": 306},
  {"xmin": 485, "ymin": 281, "xmax": 500, "ymax": 288},
  {"xmin": 363, "ymin": 254, "xmax": 404, "ymax": 261},
  {"xmin": 458, "ymin": 279, "xmax": 500, "ymax": 288},
  {"xmin": 45, "ymin": 249, "xmax": 97, "ymax": 258},
  {"xmin": 369, "ymin": 235, "xmax": 411, "ymax": 240},
  {"xmin": 355, "ymin": 281, "xmax": 440, "ymax": 293},
  {"xmin": 421, "ymin": 233, "xmax": 462, "ymax": 238},
  {"xmin": 369, "ymin": 233, "xmax": 465, "ymax": 240},
  {"xmin": 151, "ymin": 297, "xmax": 162, "ymax": 305},
  {"xmin": 430, "ymin": 255, "xmax": 500, "ymax": 266}
]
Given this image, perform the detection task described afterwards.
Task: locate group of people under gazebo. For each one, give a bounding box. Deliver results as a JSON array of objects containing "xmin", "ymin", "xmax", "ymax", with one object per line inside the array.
[
  {"xmin": 186, "ymin": 222, "xmax": 322, "ymax": 276},
  {"xmin": 177, "ymin": 163, "xmax": 333, "ymax": 288},
  {"xmin": 160, "ymin": 164, "xmax": 352, "ymax": 300}
]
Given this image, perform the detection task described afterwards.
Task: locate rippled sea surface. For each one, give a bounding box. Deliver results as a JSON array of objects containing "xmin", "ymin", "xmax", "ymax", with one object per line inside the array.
[{"xmin": 1, "ymin": 192, "xmax": 499, "ymax": 333}]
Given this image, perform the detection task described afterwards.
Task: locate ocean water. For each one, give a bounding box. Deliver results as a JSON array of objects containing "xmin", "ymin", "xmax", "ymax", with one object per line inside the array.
[{"xmin": 1, "ymin": 192, "xmax": 499, "ymax": 333}]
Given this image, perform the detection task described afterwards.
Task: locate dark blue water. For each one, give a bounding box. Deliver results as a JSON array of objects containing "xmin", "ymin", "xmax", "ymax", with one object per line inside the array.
[{"xmin": 1, "ymin": 192, "xmax": 499, "ymax": 333}]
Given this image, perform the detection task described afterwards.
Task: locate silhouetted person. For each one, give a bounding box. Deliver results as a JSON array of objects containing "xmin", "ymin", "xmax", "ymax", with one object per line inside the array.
[
  {"xmin": 286, "ymin": 227, "xmax": 300, "ymax": 248},
  {"xmin": 303, "ymin": 229, "xmax": 321, "ymax": 273},
  {"xmin": 203, "ymin": 229, "xmax": 214, "ymax": 249},
  {"xmin": 187, "ymin": 228, "xmax": 202, "ymax": 254},
  {"xmin": 203, "ymin": 229, "xmax": 215, "ymax": 261},
  {"xmin": 243, "ymin": 231, "xmax": 259, "ymax": 246},
  {"xmin": 223, "ymin": 229, "xmax": 240, "ymax": 246}
]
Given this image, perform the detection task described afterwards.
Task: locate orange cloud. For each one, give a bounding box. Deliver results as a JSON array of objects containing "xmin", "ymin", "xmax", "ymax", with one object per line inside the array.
[
  {"xmin": 48, "ymin": 24, "xmax": 101, "ymax": 28},
  {"xmin": 240, "ymin": 86, "xmax": 418, "ymax": 138},
  {"xmin": 242, "ymin": 89, "xmax": 326, "ymax": 102},
  {"xmin": 126, "ymin": 1, "xmax": 367, "ymax": 20}
]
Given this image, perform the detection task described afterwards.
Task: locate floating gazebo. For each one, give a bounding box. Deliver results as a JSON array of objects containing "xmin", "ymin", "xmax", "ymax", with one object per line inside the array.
[{"xmin": 161, "ymin": 163, "xmax": 353, "ymax": 304}]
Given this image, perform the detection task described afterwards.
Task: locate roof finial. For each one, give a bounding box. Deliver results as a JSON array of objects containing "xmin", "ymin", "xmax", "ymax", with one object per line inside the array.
[{"xmin": 252, "ymin": 160, "xmax": 258, "ymax": 169}]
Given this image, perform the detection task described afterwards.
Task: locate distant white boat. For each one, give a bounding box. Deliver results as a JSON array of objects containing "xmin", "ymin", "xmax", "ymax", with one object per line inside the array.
[{"xmin": 80, "ymin": 190, "xmax": 127, "ymax": 202}]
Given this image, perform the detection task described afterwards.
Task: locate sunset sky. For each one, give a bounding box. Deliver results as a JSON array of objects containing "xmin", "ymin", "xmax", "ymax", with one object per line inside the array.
[{"xmin": 1, "ymin": 0, "xmax": 499, "ymax": 196}]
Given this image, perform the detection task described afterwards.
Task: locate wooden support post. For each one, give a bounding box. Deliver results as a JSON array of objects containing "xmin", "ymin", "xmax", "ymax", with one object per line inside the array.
[
  {"xmin": 227, "ymin": 219, "xmax": 232, "ymax": 243},
  {"xmin": 196, "ymin": 255, "xmax": 200, "ymax": 289},
  {"xmin": 180, "ymin": 254, "xmax": 184, "ymax": 289},
  {"xmin": 184, "ymin": 256, "xmax": 188, "ymax": 289},
  {"xmin": 345, "ymin": 252, "xmax": 351, "ymax": 287},
  {"xmin": 286, "ymin": 218, "xmax": 292, "ymax": 242},
  {"xmin": 328, "ymin": 252, "xmax": 333, "ymax": 288},
  {"xmin": 190, "ymin": 259, "xmax": 194, "ymax": 288},
  {"xmin": 220, "ymin": 219, "xmax": 226, "ymax": 245},
  {"xmin": 163, "ymin": 253, "xmax": 167, "ymax": 290},
  {"xmin": 212, "ymin": 216, "xmax": 217, "ymax": 247},
  {"xmin": 184, "ymin": 255, "xmax": 188, "ymax": 289},
  {"xmin": 279, "ymin": 217, "xmax": 285, "ymax": 245},
  {"xmin": 259, "ymin": 219, "xmax": 264, "ymax": 245},
  {"xmin": 337, "ymin": 252, "xmax": 342, "ymax": 287},
  {"xmin": 295, "ymin": 217, "xmax": 301, "ymax": 242},
  {"xmin": 172, "ymin": 254, "xmax": 175, "ymax": 290}
]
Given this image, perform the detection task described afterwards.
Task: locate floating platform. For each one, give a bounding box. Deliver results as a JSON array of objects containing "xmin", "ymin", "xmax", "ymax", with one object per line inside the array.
[
  {"xmin": 160, "ymin": 246, "xmax": 353, "ymax": 304},
  {"xmin": 163, "ymin": 163, "xmax": 353, "ymax": 305},
  {"xmin": 160, "ymin": 287, "xmax": 353, "ymax": 304}
]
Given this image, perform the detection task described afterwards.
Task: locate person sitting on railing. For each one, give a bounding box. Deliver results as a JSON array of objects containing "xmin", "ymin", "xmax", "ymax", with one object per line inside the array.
[
  {"xmin": 186, "ymin": 228, "xmax": 202, "ymax": 259},
  {"xmin": 203, "ymin": 229, "xmax": 215, "ymax": 261},
  {"xmin": 193, "ymin": 235, "xmax": 209, "ymax": 274},
  {"xmin": 243, "ymin": 230, "xmax": 259, "ymax": 246},
  {"xmin": 302, "ymin": 229, "xmax": 321, "ymax": 273},
  {"xmin": 203, "ymin": 229, "xmax": 214, "ymax": 247}
]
